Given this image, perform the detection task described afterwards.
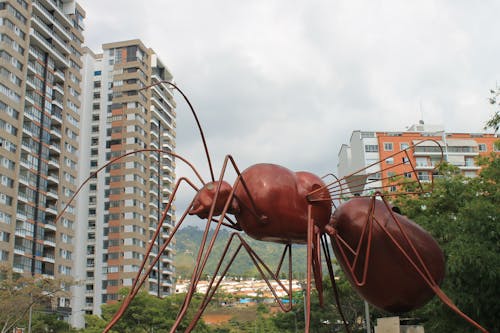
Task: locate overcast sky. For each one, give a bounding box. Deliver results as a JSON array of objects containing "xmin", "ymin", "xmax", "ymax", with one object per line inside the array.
[{"xmin": 82, "ymin": 0, "xmax": 499, "ymax": 216}]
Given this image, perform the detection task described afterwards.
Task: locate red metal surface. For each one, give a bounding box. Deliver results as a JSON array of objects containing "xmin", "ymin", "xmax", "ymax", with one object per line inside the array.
[
  {"xmin": 189, "ymin": 163, "xmax": 332, "ymax": 244},
  {"xmin": 329, "ymin": 196, "xmax": 445, "ymax": 312}
]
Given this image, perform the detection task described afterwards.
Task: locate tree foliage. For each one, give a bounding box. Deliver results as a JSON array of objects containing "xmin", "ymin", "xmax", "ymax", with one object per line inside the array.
[
  {"xmin": 0, "ymin": 265, "xmax": 72, "ymax": 333},
  {"xmin": 30, "ymin": 313, "xmax": 76, "ymax": 333},
  {"xmin": 485, "ymin": 88, "xmax": 500, "ymax": 133},
  {"xmin": 394, "ymin": 156, "xmax": 500, "ymax": 332},
  {"xmin": 82, "ymin": 290, "xmax": 211, "ymax": 333},
  {"xmin": 271, "ymin": 277, "xmax": 388, "ymax": 333}
]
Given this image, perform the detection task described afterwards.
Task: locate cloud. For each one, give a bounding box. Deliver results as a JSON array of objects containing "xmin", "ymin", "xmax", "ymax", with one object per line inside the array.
[{"xmin": 82, "ymin": 0, "xmax": 500, "ymax": 222}]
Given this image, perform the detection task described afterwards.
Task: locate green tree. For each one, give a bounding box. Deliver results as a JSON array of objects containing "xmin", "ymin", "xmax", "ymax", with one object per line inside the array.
[
  {"xmin": 485, "ymin": 88, "xmax": 500, "ymax": 132},
  {"xmin": 83, "ymin": 290, "xmax": 212, "ymax": 333},
  {"xmin": 0, "ymin": 265, "xmax": 72, "ymax": 333},
  {"xmin": 30, "ymin": 313, "xmax": 77, "ymax": 333},
  {"xmin": 271, "ymin": 278, "xmax": 386, "ymax": 333},
  {"xmin": 394, "ymin": 156, "xmax": 499, "ymax": 332}
]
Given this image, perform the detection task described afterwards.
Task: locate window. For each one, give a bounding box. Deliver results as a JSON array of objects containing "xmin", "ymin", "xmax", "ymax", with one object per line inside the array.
[
  {"xmin": 416, "ymin": 157, "xmax": 428, "ymax": 167},
  {"xmin": 465, "ymin": 158, "xmax": 475, "ymax": 167},
  {"xmin": 94, "ymin": 70, "xmax": 102, "ymax": 76},
  {"xmin": 361, "ymin": 132, "xmax": 375, "ymax": 138},
  {"xmin": 0, "ymin": 210, "xmax": 12, "ymax": 224},
  {"xmin": 478, "ymin": 143, "xmax": 486, "ymax": 152},
  {"xmin": 417, "ymin": 172, "xmax": 430, "ymax": 181},
  {"xmin": 0, "ymin": 231, "xmax": 10, "ymax": 242},
  {"xmin": 384, "ymin": 142, "xmax": 393, "ymax": 151},
  {"xmin": 400, "ymin": 143, "xmax": 409, "ymax": 150},
  {"xmin": 364, "ymin": 145, "xmax": 379, "ymax": 153},
  {"xmin": 0, "ymin": 192, "xmax": 13, "ymax": 206},
  {"xmin": 386, "ymin": 157, "xmax": 394, "ymax": 165}
]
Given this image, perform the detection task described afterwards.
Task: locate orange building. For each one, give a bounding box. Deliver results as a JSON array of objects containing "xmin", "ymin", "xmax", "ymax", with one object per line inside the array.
[{"xmin": 337, "ymin": 122, "xmax": 499, "ymax": 196}]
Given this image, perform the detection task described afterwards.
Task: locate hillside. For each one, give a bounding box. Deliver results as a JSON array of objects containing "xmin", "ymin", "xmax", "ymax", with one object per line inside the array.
[{"xmin": 174, "ymin": 226, "xmax": 310, "ymax": 279}]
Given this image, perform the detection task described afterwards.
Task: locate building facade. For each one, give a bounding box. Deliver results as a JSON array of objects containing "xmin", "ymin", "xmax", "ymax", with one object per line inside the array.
[
  {"xmin": 337, "ymin": 122, "xmax": 499, "ymax": 196},
  {"xmin": 0, "ymin": 0, "xmax": 85, "ymax": 318},
  {"xmin": 73, "ymin": 39, "xmax": 176, "ymax": 327}
]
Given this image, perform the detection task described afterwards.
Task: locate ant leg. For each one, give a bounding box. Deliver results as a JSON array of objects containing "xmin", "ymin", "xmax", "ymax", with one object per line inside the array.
[
  {"xmin": 185, "ymin": 233, "xmax": 296, "ymax": 332},
  {"xmin": 181, "ymin": 236, "xmax": 294, "ymax": 331},
  {"xmin": 170, "ymin": 155, "xmax": 252, "ymax": 332},
  {"xmin": 312, "ymin": 227, "xmax": 324, "ymax": 307},
  {"xmin": 304, "ymin": 205, "xmax": 315, "ymax": 333},
  {"xmin": 54, "ymin": 147, "xmax": 207, "ymax": 333},
  {"xmin": 103, "ymin": 177, "xmax": 201, "ymax": 333},
  {"xmin": 373, "ymin": 195, "xmax": 489, "ymax": 333},
  {"xmin": 329, "ymin": 198, "xmax": 376, "ymax": 287},
  {"xmin": 321, "ymin": 234, "xmax": 352, "ymax": 333}
]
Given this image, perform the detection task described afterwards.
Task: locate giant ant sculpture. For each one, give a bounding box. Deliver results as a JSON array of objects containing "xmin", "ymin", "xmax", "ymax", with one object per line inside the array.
[{"xmin": 57, "ymin": 82, "xmax": 489, "ymax": 333}]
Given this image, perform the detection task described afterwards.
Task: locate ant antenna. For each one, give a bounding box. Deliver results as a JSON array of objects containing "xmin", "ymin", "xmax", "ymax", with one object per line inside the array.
[{"xmin": 140, "ymin": 81, "xmax": 215, "ymax": 182}]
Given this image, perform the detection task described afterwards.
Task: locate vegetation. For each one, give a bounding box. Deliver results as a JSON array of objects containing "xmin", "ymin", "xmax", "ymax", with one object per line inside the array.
[
  {"xmin": 486, "ymin": 87, "xmax": 500, "ymax": 133},
  {"xmin": 394, "ymin": 156, "xmax": 499, "ymax": 332},
  {"xmin": 82, "ymin": 289, "xmax": 211, "ymax": 333},
  {"xmin": 175, "ymin": 226, "xmax": 308, "ymax": 280},
  {"xmin": 0, "ymin": 265, "xmax": 73, "ymax": 333}
]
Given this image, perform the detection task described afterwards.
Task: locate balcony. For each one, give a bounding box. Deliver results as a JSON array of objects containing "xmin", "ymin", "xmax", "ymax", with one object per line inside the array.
[
  {"xmin": 42, "ymin": 254, "xmax": 55, "ymax": 263},
  {"xmin": 46, "ymin": 188, "xmax": 58, "ymax": 200},
  {"xmin": 161, "ymin": 279, "xmax": 174, "ymax": 287},
  {"xmin": 29, "ymin": 28, "xmax": 69, "ymax": 68},
  {"xmin": 45, "ymin": 205, "xmax": 57, "ymax": 216},
  {"xmin": 51, "ymin": 108, "xmax": 63, "ymax": 124},
  {"xmin": 24, "ymin": 107, "xmax": 42, "ymax": 122},
  {"xmin": 38, "ymin": 0, "xmax": 74, "ymax": 31},
  {"xmin": 54, "ymin": 69, "xmax": 65, "ymax": 82},
  {"xmin": 414, "ymin": 163, "xmax": 436, "ymax": 171},
  {"xmin": 24, "ymin": 92, "xmax": 35, "ymax": 106},
  {"xmin": 50, "ymin": 127, "xmax": 62, "ymax": 139},
  {"xmin": 52, "ymin": 97, "xmax": 64, "ymax": 110},
  {"xmin": 31, "ymin": 15, "xmax": 71, "ymax": 56},
  {"xmin": 26, "ymin": 76, "xmax": 38, "ymax": 91},
  {"xmin": 151, "ymin": 76, "xmax": 176, "ymax": 101},
  {"xmin": 32, "ymin": 0, "xmax": 72, "ymax": 41},
  {"xmin": 43, "ymin": 236, "xmax": 56, "ymax": 247},
  {"xmin": 14, "ymin": 246, "xmax": 26, "ymax": 256},
  {"xmin": 44, "ymin": 221, "xmax": 57, "ymax": 232},
  {"xmin": 413, "ymin": 146, "xmax": 443, "ymax": 156},
  {"xmin": 17, "ymin": 191, "xmax": 31, "ymax": 204},
  {"xmin": 49, "ymin": 141, "xmax": 61, "ymax": 154},
  {"xmin": 53, "ymin": 83, "xmax": 64, "ymax": 95},
  {"xmin": 47, "ymin": 172, "xmax": 59, "ymax": 184},
  {"xmin": 16, "ymin": 209, "xmax": 27, "ymax": 221},
  {"xmin": 15, "ymin": 228, "xmax": 30, "ymax": 238}
]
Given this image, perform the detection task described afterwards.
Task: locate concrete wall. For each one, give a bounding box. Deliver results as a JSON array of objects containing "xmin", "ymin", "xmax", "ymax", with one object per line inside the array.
[{"xmin": 374, "ymin": 317, "xmax": 424, "ymax": 333}]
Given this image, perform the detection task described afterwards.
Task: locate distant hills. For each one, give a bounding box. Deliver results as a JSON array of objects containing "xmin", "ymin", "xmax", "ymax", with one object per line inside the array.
[{"xmin": 173, "ymin": 226, "xmax": 311, "ymax": 280}]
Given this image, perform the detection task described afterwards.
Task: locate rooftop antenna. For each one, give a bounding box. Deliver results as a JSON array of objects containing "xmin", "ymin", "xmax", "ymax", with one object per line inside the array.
[{"xmin": 419, "ymin": 100, "xmax": 424, "ymax": 125}]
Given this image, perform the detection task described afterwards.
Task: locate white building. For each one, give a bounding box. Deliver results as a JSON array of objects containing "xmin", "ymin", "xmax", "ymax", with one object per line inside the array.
[{"xmin": 72, "ymin": 39, "xmax": 177, "ymax": 327}]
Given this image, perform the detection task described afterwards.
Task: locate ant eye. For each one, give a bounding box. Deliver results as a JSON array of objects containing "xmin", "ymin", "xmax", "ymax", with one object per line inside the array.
[{"xmin": 206, "ymin": 183, "xmax": 214, "ymax": 191}]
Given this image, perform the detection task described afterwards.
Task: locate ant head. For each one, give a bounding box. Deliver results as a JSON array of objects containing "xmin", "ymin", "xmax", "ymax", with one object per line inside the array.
[{"xmin": 189, "ymin": 181, "xmax": 237, "ymax": 219}]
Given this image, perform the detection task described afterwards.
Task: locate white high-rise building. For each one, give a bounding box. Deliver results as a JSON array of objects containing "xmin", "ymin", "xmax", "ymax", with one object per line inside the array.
[{"xmin": 72, "ymin": 39, "xmax": 176, "ymax": 327}]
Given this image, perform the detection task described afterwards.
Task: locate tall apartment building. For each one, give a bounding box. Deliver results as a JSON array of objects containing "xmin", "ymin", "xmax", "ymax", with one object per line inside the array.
[
  {"xmin": 0, "ymin": 0, "xmax": 85, "ymax": 318},
  {"xmin": 337, "ymin": 122, "xmax": 499, "ymax": 196},
  {"xmin": 73, "ymin": 39, "xmax": 176, "ymax": 327}
]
